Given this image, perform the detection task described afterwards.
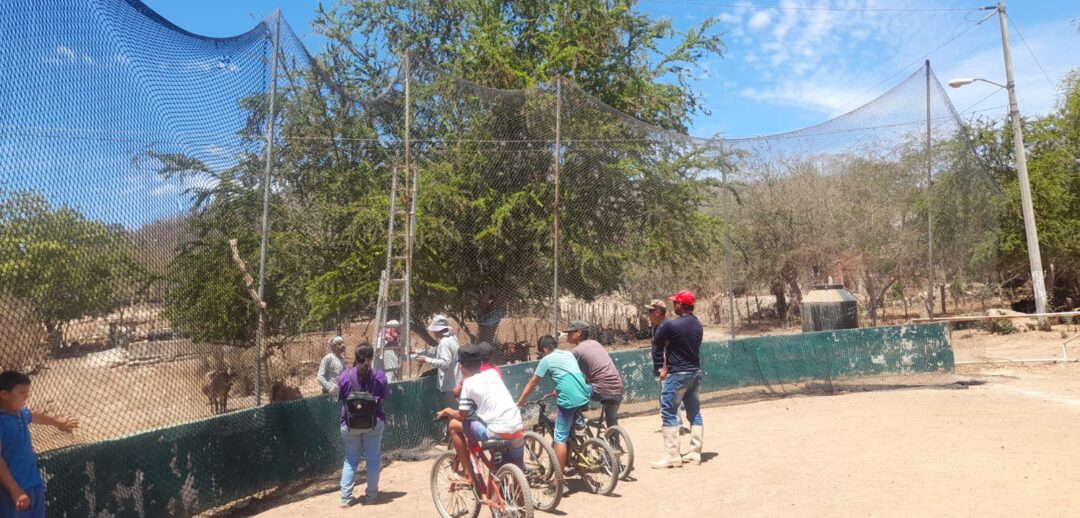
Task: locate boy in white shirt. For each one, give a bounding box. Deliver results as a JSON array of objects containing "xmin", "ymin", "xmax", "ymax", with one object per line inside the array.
[{"xmin": 435, "ymin": 343, "xmax": 524, "ymax": 484}]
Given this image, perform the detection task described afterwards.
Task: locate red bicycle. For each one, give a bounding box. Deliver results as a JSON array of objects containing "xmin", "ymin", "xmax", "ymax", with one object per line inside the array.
[{"xmin": 430, "ymin": 417, "xmax": 534, "ymax": 518}]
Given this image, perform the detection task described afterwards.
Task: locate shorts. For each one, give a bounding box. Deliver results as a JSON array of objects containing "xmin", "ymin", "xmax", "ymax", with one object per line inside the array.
[
  {"xmin": 465, "ymin": 420, "xmax": 525, "ymax": 469},
  {"xmin": 0, "ymin": 484, "xmax": 45, "ymax": 518},
  {"xmin": 553, "ymin": 405, "xmax": 587, "ymax": 444}
]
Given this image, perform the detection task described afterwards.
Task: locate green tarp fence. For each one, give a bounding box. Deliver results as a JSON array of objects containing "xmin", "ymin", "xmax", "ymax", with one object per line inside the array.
[{"xmin": 40, "ymin": 323, "xmax": 952, "ymax": 516}]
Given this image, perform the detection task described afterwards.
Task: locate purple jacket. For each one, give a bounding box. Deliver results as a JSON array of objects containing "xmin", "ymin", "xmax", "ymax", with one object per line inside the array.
[{"xmin": 337, "ymin": 366, "xmax": 389, "ymax": 427}]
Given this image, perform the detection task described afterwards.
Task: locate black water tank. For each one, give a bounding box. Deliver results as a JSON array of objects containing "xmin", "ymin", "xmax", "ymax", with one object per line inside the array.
[{"xmin": 801, "ymin": 284, "xmax": 859, "ymax": 332}]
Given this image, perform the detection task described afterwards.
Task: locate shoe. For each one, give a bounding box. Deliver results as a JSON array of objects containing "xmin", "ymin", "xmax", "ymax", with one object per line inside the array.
[
  {"xmin": 340, "ymin": 499, "xmax": 351, "ymax": 508},
  {"xmin": 362, "ymin": 493, "xmax": 378, "ymax": 505},
  {"xmin": 681, "ymin": 425, "xmax": 703, "ymax": 465},
  {"xmin": 651, "ymin": 427, "xmax": 683, "ymax": 469}
]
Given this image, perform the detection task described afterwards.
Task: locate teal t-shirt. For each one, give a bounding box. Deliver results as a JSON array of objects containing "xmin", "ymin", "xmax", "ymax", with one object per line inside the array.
[{"xmin": 535, "ymin": 350, "xmax": 591, "ymax": 409}]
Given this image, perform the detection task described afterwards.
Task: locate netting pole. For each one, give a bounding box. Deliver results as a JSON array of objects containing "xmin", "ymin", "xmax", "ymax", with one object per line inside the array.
[
  {"xmin": 254, "ymin": 11, "xmax": 281, "ymax": 406},
  {"xmin": 722, "ymin": 162, "xmax": 736, "ymax": 339},
  {"xmin": 551, "ymin": 77, "xmax": 562, "ymax": 336},
  {"xmin": 925, "ymin": 59, "xmax": 935, "ymax": 321},
  {"xmin": 403, "ymin": 51, "xmax": 414, "ymax": 378}
]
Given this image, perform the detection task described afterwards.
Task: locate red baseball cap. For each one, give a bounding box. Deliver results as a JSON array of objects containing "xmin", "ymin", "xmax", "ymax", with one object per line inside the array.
[{"xmin": 669, "ymin": 290, "xmax": 696, "ymax": 306}]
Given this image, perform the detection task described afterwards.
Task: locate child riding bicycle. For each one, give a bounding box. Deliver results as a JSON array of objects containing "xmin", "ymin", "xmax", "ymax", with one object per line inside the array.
[
  {"xmin": 436, "ymin": 343, "xmax": 525, "ymax": 485},
  {"xmin": 515, "ymin": 334, "xmax": 592, "ymax": 477}
]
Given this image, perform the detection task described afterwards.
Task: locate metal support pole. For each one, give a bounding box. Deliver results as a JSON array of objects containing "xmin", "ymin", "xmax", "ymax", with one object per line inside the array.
[
  {"xmin": 551, "ymin": 78, "xmax": 562, "ymax": 335},
  {"xmin": 925, "ymin": 59, "xmax": 935, "ymax": 321},
  {"xmin": 997, "ymin": 1, "xmax": 1048, "ymax": 326},
  {"xmin": 254, "ymin": 11, "xmax": 281, "ymax": 406},
  {"xmin": 403, "ymin": 51, "xmax": 414, "ymax": 378},
  {"xmin": 722, "ymin": 164, "xmax": 736, "ymax": 339}
]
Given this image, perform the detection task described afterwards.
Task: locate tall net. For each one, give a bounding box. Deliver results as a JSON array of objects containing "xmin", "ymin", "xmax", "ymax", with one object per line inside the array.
[{"xmin": 1, "ymin": 1, "xmax": 1004, "ymax": 515}]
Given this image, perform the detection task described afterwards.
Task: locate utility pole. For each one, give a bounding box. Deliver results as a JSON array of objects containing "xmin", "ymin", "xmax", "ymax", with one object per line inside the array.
[{"xmin": 997, "ymin": 1, "xmax": 1048, "ymax": 325}]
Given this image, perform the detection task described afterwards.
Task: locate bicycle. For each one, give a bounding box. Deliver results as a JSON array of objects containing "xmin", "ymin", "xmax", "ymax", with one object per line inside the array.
[
  {"xmin": 430, "ymin": 417, "xmax": 534, "ymax": 518},
  {"xmin": 583, "ymin": 400, "xmax": 634, "ymax": 480},
  {"xmin": 525, "ymin": 393, "xmax": 619, "ymax": 497}
]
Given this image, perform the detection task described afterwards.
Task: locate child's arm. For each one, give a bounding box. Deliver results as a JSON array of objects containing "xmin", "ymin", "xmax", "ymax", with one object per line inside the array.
[
  {"xmin": 0, "ymin": 446, "xmax": 28, "ymax": 511},
  {"xmin": 515, "ymin": 375, "xmax": 542, "ymax": 408},
  {"xmin": 28, "ymin": 410, "xmax": 78, "ymax": 433}
]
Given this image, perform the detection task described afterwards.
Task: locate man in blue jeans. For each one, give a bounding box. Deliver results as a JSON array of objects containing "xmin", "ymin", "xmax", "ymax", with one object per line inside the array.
[{"xmin": 651, "ymin": 290, "xmax": 704, "ymax": 468}]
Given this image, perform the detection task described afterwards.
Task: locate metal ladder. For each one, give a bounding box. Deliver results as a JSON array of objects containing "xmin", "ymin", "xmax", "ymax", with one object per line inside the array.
[{"xmin": 373, "ymin": 162, "xmax": 416, "ymax": 380}]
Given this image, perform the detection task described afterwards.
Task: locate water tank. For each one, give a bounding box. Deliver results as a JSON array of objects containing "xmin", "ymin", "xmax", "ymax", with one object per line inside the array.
[{"xmin": 801, "ymin": 284, "xmax": 858, "ymax": 332}]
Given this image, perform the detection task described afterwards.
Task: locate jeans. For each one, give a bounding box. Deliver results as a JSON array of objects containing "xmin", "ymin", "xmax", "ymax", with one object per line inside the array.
[
  {"xmin": 660, "ymin": 370, "xmax": 702, "ymax": 428},
  {"xmin": 554, "ymin": 405, "xmax": 588, "ymax": 444},
  {"xmin": 340, "ymin": 419, "xmax": 384, "ymax": 503},
  {"xmin": 464, "ymin": 420, "xmax": 525, "ymax": 470}
]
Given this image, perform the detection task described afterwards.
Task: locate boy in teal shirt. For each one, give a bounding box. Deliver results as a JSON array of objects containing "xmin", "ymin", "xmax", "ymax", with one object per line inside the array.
[
  {"xmin": 0, "ymin": 371, "xmax": 79, "ymax": 518},
  {"xmin": 516, "ymin": 333, "xmax": 591, "ymax": 475}
]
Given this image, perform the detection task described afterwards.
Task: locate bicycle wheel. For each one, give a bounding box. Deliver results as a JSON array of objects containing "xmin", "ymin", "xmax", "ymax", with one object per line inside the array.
[
  {"xmin": 495, "ymin": 463, "xmax": 534, "ymax": 518},
  {"xmin": 575, "ymin": 437, "xmax": 618, "ymax": 496},
  {"xmin": 430, "ymin": 451, "xmax": 481, "ymax": 518},
  {"xmin": 603, "ymin": 426, "xmax": 634, "ymax": 480},
  {"xmin": 522, "ymin": 432, "xmax": 562, "ymax": 512}
]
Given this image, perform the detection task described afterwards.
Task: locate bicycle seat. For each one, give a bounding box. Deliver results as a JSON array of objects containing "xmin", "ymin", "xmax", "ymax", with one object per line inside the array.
[{"xmin": 480, "ymin": 439, "xmax": 512, "ymax": 452}]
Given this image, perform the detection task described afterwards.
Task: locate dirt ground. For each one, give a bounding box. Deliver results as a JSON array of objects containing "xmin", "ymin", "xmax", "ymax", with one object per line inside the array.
[{"xmin": 215, "ymin": 355, "xmax": 1080, "ymax": 517}]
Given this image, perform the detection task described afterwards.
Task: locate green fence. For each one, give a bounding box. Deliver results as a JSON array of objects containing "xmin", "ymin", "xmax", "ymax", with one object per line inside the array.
[{"xmin": 40, "ymin": 323, "xmax": 952, "ymax": 516}]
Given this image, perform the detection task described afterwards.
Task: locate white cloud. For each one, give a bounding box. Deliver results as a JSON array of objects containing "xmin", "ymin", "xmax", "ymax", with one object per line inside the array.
[
  {"xmin": 716, "ymin": 0, "xmax": 1079, "ymax": 123},
  {"xmin": 748, "ymin": 11, "xmax": 773, "ymax": 30}
]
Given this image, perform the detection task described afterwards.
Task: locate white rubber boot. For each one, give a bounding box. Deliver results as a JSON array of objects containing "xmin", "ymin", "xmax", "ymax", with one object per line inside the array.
[
  {"xmin": 681, "ymin": 425, "xmax": 703, "ymax": 465},
  {"xmin": 651, "ymin": 427, "xmax": 683, "ymax": 469}
]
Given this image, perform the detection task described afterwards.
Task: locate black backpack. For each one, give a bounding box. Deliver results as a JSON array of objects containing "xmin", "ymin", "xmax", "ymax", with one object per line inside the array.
[{"xmin": 345, "ymin": 368, "xmax": 378, "ymax": 431}]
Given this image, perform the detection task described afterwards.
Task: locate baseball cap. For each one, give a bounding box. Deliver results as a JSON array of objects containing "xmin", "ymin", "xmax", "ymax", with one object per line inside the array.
[
  {"xmin": 458, "ymin": 343, "xmax": 484, "ymax": 364},
  {"xmin": 562, "ymin": 320, "xmax": 591, "ymax": 333},
  {"xmin": 385, "ymin": 319, "xmax": 401, "ymax": 328},
  {"xmin": 643, "ymin": 299, "xmax": 666, "ymax": 313},
  {"xmin": 669, "ymin": 290, "xmax": 696, "ymax": 306},
  {"xmin": 427, "ymin": 315, "xmax": 451, "ymax": 332},
  {"xmin": 475, "ymin": 341, "xmax": 495, "ymax": 361}
]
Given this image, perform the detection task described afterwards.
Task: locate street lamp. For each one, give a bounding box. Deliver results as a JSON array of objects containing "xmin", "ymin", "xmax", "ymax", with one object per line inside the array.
[
  {"xmin": 948, "ymin": 1, "xmax": 1048, "ymax": 325},
  {"xmin": 947, "ymin": 77, "xmax": 1005, "ymax": 89}
]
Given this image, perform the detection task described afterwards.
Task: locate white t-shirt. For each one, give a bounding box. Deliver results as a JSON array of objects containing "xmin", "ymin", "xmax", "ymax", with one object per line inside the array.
[{"xmin": 459, "ymin": 369, "xmax": 523, "ymax": 436}]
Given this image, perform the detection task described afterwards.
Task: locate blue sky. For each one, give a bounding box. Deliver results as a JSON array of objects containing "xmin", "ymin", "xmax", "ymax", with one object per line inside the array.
[{"xmin": 143, "ymin": 0, "xmax": 1080, "ymax": 138}]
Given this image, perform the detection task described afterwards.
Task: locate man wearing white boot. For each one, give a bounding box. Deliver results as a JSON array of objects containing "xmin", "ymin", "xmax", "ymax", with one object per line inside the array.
[{"xmin": 650, "ymin": 290, "xmax": 704, "ymax": 468}]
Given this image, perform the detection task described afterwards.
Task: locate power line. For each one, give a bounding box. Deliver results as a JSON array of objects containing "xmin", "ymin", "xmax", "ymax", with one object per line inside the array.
[
  {"xmin": 1004, "ymin": 13, "xmax": 1057, "ymax": 92},
  {"xmin": 810, "ymin": 18, "xmax": 988, "ymax": 125}
]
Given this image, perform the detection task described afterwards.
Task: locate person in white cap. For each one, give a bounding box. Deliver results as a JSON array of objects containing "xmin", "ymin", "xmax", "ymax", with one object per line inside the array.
[
  {"xmin": 415, "ymin": 315, "xmax": 461, "ymax": 410},
  {"xmin": 375, "ymin": 320, "xmax": 402, "ymax": 383},
  {"xmin": 318, "ymin": 336, "xmax": 347, "ymax": 394}
]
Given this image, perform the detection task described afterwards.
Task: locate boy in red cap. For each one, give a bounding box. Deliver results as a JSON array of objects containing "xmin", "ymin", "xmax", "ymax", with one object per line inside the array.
[{"xmin": 650, "ymin": 290, "xmax": 704, "ymax": 468}]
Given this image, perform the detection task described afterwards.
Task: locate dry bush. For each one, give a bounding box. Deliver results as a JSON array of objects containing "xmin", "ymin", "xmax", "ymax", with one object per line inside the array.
[{"xmin": 0, "ymin": 295, "xmax": 47, "ymax": 373}]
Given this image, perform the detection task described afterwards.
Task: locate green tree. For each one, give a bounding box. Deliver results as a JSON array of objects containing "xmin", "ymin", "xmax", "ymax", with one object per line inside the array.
[
  {"xmin": 967, "ymin": 71, "xmax": 1080, "ymax": 306},
  {"xmin": 0, "ymin": 191, "xmax": 140, "ymax": 349}
]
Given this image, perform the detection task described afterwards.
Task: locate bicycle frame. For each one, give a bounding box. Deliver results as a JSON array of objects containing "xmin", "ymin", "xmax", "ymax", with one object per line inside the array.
[
  {"xmin": 441, "ymin": 418, "xmax": 514, "ymax": 512},
  {"xmin": 528, "ymin": 395, "xmax": 591, "ymax": 462}
]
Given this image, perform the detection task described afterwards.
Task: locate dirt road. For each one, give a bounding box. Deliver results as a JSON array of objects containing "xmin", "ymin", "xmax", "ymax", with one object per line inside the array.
[{"xmin": 230, "ymin": 362, "xmax": 1080, "ymax": 517}]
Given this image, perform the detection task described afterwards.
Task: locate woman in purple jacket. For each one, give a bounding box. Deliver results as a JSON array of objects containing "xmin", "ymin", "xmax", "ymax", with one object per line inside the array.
[{"xmin": 338, "ymin": 343, "xmax": 389, "ymax": 507}]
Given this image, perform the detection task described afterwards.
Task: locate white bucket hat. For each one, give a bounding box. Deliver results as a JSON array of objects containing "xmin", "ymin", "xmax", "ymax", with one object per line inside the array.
[
  {"xmin": 385, "ymin": 319, "xmax": 401, "ymax": 328},
  {"xmin": 427, "ymin": 315, "xmax": 451, "ymax": 333}
]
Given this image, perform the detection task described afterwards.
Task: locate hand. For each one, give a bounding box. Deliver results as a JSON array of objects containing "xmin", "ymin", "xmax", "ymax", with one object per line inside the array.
[
  {"xmin": 659, "ymin": 367, "xmax": 669, "ymax": 381},
  {"xmin": 415, "ymin": 355, "xmax": 427, "ymax": 364},
  {"xmin": 11, "ymin": 490, "xmax": 28, "ymax": 511},
  {"xmin": 435, "ymin": 408, "xmax": 450, "ymax": 420},
  {"xmin": 57, "ymin": 416, "xmax": 79, "ymax": 433}
]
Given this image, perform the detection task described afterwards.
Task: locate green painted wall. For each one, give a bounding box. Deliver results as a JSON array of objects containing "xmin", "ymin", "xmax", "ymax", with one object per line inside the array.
[{"xmin": 40, "ymin": 323, "xmax": 951, "ymax": 516}]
